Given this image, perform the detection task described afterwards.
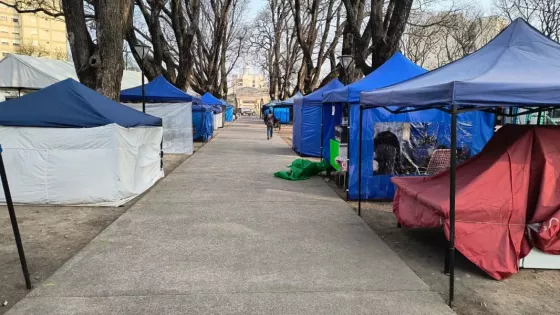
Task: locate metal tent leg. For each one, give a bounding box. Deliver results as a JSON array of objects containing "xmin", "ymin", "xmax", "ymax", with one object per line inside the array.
[
  {"xmin": 448, "ymin": 105, "xmax": 458, "ymax": 307},
  {"xmin": 0, "ymin": 148, "xmax": 31, "ymax": 290},
  {"xmin": 358, "ymin": 107, "xmax": 363, "ymax": 217}
]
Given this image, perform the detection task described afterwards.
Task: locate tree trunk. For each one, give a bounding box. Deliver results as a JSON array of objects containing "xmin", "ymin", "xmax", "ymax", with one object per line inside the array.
[{"xmin": 61, "ymin": 0, "xmax": 131, "ymax": 100}]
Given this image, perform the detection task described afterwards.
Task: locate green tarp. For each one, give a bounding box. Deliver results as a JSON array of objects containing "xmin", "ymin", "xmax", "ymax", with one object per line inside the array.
[{"xmin": 274, "ymin": 159, "xmax": 328, "ymax": 181}]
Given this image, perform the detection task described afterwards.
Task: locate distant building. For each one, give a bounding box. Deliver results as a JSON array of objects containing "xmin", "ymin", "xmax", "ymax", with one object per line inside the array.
[
  {"xmin": 0, "ymin": 1, "xmax": 68, "ymax": 59},
  {"xmin": 228, "ymin": 66, "xmax": 269, "ymax": 112},
  {"xmin": 231, "ymin": 66, "xmax": 266, "ymax": 89},
  {"xmin": 227, "ymin": 87, "xmax": 270, "ymax": 113}
]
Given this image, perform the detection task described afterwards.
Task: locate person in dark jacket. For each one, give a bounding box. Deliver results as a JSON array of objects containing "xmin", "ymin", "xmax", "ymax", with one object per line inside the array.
[{"xmin": 265, "ymin": 112, "xmax": 275, "ymax": 140}]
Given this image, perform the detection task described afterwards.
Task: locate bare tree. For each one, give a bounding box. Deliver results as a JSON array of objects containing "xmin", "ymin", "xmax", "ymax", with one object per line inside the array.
[
  {"xmin": 291, "ymin": 0, "xmax": 344, "ymax": 93},
  {"xmin": 1, "ymin": 0, "xmax": 133, "ymax": 100},
  {"xmin": 495, "ymin": 0, "xmax": 560, "ymax": 41},
  {"xmin": 250, "ymin": 0, "xmax": 303, "ymax": 100}
]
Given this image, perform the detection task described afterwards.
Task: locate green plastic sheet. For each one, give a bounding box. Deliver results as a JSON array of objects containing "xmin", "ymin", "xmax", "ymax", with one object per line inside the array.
[{"xmin": 274, "ymin": 159, "xmax": 328, "ymax": 181}]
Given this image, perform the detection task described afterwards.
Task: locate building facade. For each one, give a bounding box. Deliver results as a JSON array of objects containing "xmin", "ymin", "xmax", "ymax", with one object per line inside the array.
[
  {"xmin": 0, "ymin": 1, "xmax": 67, "ymax": 59},
  {"xmin": 228, "ymin": 66, "xmax": 269, "ymax": 113}
]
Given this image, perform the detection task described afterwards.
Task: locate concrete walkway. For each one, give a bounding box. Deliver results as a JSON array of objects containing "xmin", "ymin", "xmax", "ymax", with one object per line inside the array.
[{"xmin": 7, "ymin": 118, "xmax": 453, "ymax": 314}]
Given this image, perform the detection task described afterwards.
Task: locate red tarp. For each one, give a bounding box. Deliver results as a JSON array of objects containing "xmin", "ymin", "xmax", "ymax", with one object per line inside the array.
[{"xmin": 392, "ymin": 125, "xmax": 560, "ymax": 280}]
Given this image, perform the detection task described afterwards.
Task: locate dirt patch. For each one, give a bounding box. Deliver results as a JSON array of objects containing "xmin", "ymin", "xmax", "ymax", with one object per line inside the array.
[
  {"xmin": 323, "ymin": 175, "xmax": 560, "ymax": 315},
  {"xmin": 0, "ymin": 150, "xmax": 199, "ymax": 314}
]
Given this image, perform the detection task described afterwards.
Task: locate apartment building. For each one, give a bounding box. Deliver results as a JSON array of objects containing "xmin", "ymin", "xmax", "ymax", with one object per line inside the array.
[{"xmin": 0, "ymin": 1, "xmax": 67, "ymax": 59}]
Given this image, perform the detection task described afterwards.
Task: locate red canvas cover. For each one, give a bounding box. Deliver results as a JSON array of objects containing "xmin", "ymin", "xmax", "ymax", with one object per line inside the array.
[{"xmin": 392, "ymin": 125, "xmax": 560, "ymax": 280}]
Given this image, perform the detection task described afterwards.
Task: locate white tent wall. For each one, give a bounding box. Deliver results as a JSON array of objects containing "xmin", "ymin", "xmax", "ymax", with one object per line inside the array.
[
  {"xmin": 0, "ymin": 54, "xmax": 143, "ymax": 90},
  {"xmin": 213, "ymin": 112, "xmax": 223, "ymax": 130},
  {"xmin": 0, "ymin": 124, "xmax": 163, "ymax": 206},
  {"xmin": 124, "ymin": 103, "xmax": 194, "ymax": 154}
]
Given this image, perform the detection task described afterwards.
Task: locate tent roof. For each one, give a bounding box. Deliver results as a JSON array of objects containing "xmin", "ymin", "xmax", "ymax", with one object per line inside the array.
[
  {"xmin": 323, "ymin": 53, "xmax": 426, "ymax": 103},
  {"xmin": 120, "ymin": 75, "xmax": 201, "ymax": 103},
  {"xmin": 0, "ymin": 54, "xmax": 143, "ymax": 90},
  {"xmin": 279, "ymin": 92, "xmax": 303, "ymax": 106},
  {"xmin": 361, "ymin": 19, "xmax": 560, "ymax": 108},
  {"xmin": 201, "ymin": 92, "xmax": 223, "ymax": 105},
  {"xmin": 296, "ymin": 79, "xmax": 344, "ymax": 105},
  {"xmin": 0, "ymin": 79, "xmax": 162, "ymax": 128}
]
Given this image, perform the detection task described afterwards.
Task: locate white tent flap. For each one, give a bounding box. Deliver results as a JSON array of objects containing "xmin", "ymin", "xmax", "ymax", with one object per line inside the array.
[{"xmin": 124, "ymin": 103, "xmax": 194, "ymax": 154}]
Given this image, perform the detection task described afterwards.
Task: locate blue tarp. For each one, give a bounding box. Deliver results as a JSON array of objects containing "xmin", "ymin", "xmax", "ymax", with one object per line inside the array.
[
  {"xmin": 192, "ymin": 105, "xmax": 213, "ymax": 141},
  {"xmin": 293, "ymin": 79, "xmax": 344, "ymax": 156},
  {"xmin": 225, "ymin": 105, "xmax": 234, "ymax": 122},
  {"xmin": 361, "ymin": 19, "xmax": 560, "ymax": 108},
  {"xmin": 347, "ymin": 106, "xmax": 494, "ymax": 200},
  {"xmin": 322, "ymin": 53, "xmax": 428, "ymax": 163},
  {"xmin": 0, "ymin": 78, "xmax": 162, "ymax": 128},
  {"xmin": 120, "ymin": 75, "xmax": 201, "ymax": 103}
]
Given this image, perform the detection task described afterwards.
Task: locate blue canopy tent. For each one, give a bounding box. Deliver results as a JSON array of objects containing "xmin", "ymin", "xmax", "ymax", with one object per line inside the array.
[
  {"xmin": 293, "ymin": 79, "xmax": 344, "ymax": 156},
  {"xmin": 1, "ymin": 78, "xmax": 162, "ymax": 127},
  {"xmin": 324, "ymin": 52, "xmax": 494, "ymax": 200},
  {"xmin": 120, "ymin": 75, "xmax": 201, "ymax": 103},
  {"xmin": 271, "ymin": 92, "xmax": 302, "ymax": 124},
  {"xmin": 201, "ymin": 92, "xmax": 223, "ymax": 105},
  {"xmin": 201, "ymin": 92, "xmax": 225, "ymax": 128},
  {"xmin": 358, "ymin": 19, "xmax": 560, "ymax": 305},
  {"xmin": 192, "ymin": 104, "xmax": 214, "ymax": 141},
  {"xmin": 323, "ymin": 53, "xmax": 427, "ymax": 165}
]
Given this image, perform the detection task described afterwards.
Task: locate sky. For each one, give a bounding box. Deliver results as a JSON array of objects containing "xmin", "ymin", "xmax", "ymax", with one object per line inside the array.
[{"xmin": 247, "ymin": 0, "xmax": 496, "ymax": 19}]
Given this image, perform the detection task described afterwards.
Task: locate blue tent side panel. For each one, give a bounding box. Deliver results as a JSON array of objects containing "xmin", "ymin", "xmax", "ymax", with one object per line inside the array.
[
  {"xmin": 272, "ymin": 107, "xmax": 290, "ymax": 124},
  {"xmin": 0, "ymin": 78, "xmax": 162, "ymax": 128},
  {"xmin": 347, "ymin": 105, "xmax": 495, "ymax": 200},
  {"xmin": 321, "ymin": 103, "xmax": 344, "ymax": 161},
  {"xmin": 300, "ymin": 105, "xmax": 322, "ymax": 157},
  {"xmin": 292, "ymin": 103, "xmax": 302, "ymax": 152},
  {"xmin": 192, "ymin": 105, "xmax": 214, "ymax": 141},
  {"xmin": 225, "ymin": 106, "xmax": 234, "ymax": 122}
]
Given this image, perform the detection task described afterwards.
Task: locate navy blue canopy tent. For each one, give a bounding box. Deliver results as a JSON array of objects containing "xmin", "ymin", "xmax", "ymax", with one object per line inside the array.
[
  {"xmin": 323, "ymin": 53, "xmax": 494, "ymax": 200},
  {"xmin": 322, "ymin": 53, "xmax": 428, "ymax": 165},
  {"xmin": 120, "ymin": 75, "xmax": 201, "ymax": 103},
  {"xmin": 192, "ymin": 104, "xmax": 214, "ymax": 141},
  {"xmin": 358, "ymin": 18, "xmax": 560, "ymax": 305},
  {"xmin": 0, "ymin": 78, "xmax": 162, "ymax": 127},
  {"xmin": 293, "ymin": 79, "xmax": 344, "ymax": 156},
  {"xmin": 201, "ymin": 92, "xmax": 223, "ymax": 105}
]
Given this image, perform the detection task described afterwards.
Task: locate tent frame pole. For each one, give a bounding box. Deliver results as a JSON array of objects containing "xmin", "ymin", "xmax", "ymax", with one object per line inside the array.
[
  {"xmin": 447, "ymin": 105, "xmax": 458, "ymax": 307},
  {"xmin": 358, "ymin": 106, "xmax": 363, "ymax": 216},
  {"xmin": 0, "ymin": 147, "xmax": 31, "ymax": 290},
  {"xmin": 345, "ymin": 102, "xmax": 350, "ymax": 201}
]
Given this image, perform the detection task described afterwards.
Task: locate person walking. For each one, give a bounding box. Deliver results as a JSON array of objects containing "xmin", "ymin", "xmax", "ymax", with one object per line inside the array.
[{"xmin": 265, "ymin": 111, "xmax": 275, "ymax": 140}]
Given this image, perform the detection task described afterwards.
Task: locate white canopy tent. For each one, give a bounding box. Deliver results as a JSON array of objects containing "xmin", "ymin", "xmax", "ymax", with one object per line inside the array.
[
  {"xmin": 0, "ymin": 79, "xmax": 164, "ymax": 206},
  {"xmin": 124, "ymin": 103, "xmax": 194, "ymax": 154},
  {"xmin": 0, "ymin": 54, "xmax": 143, "ymax": 100}
]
